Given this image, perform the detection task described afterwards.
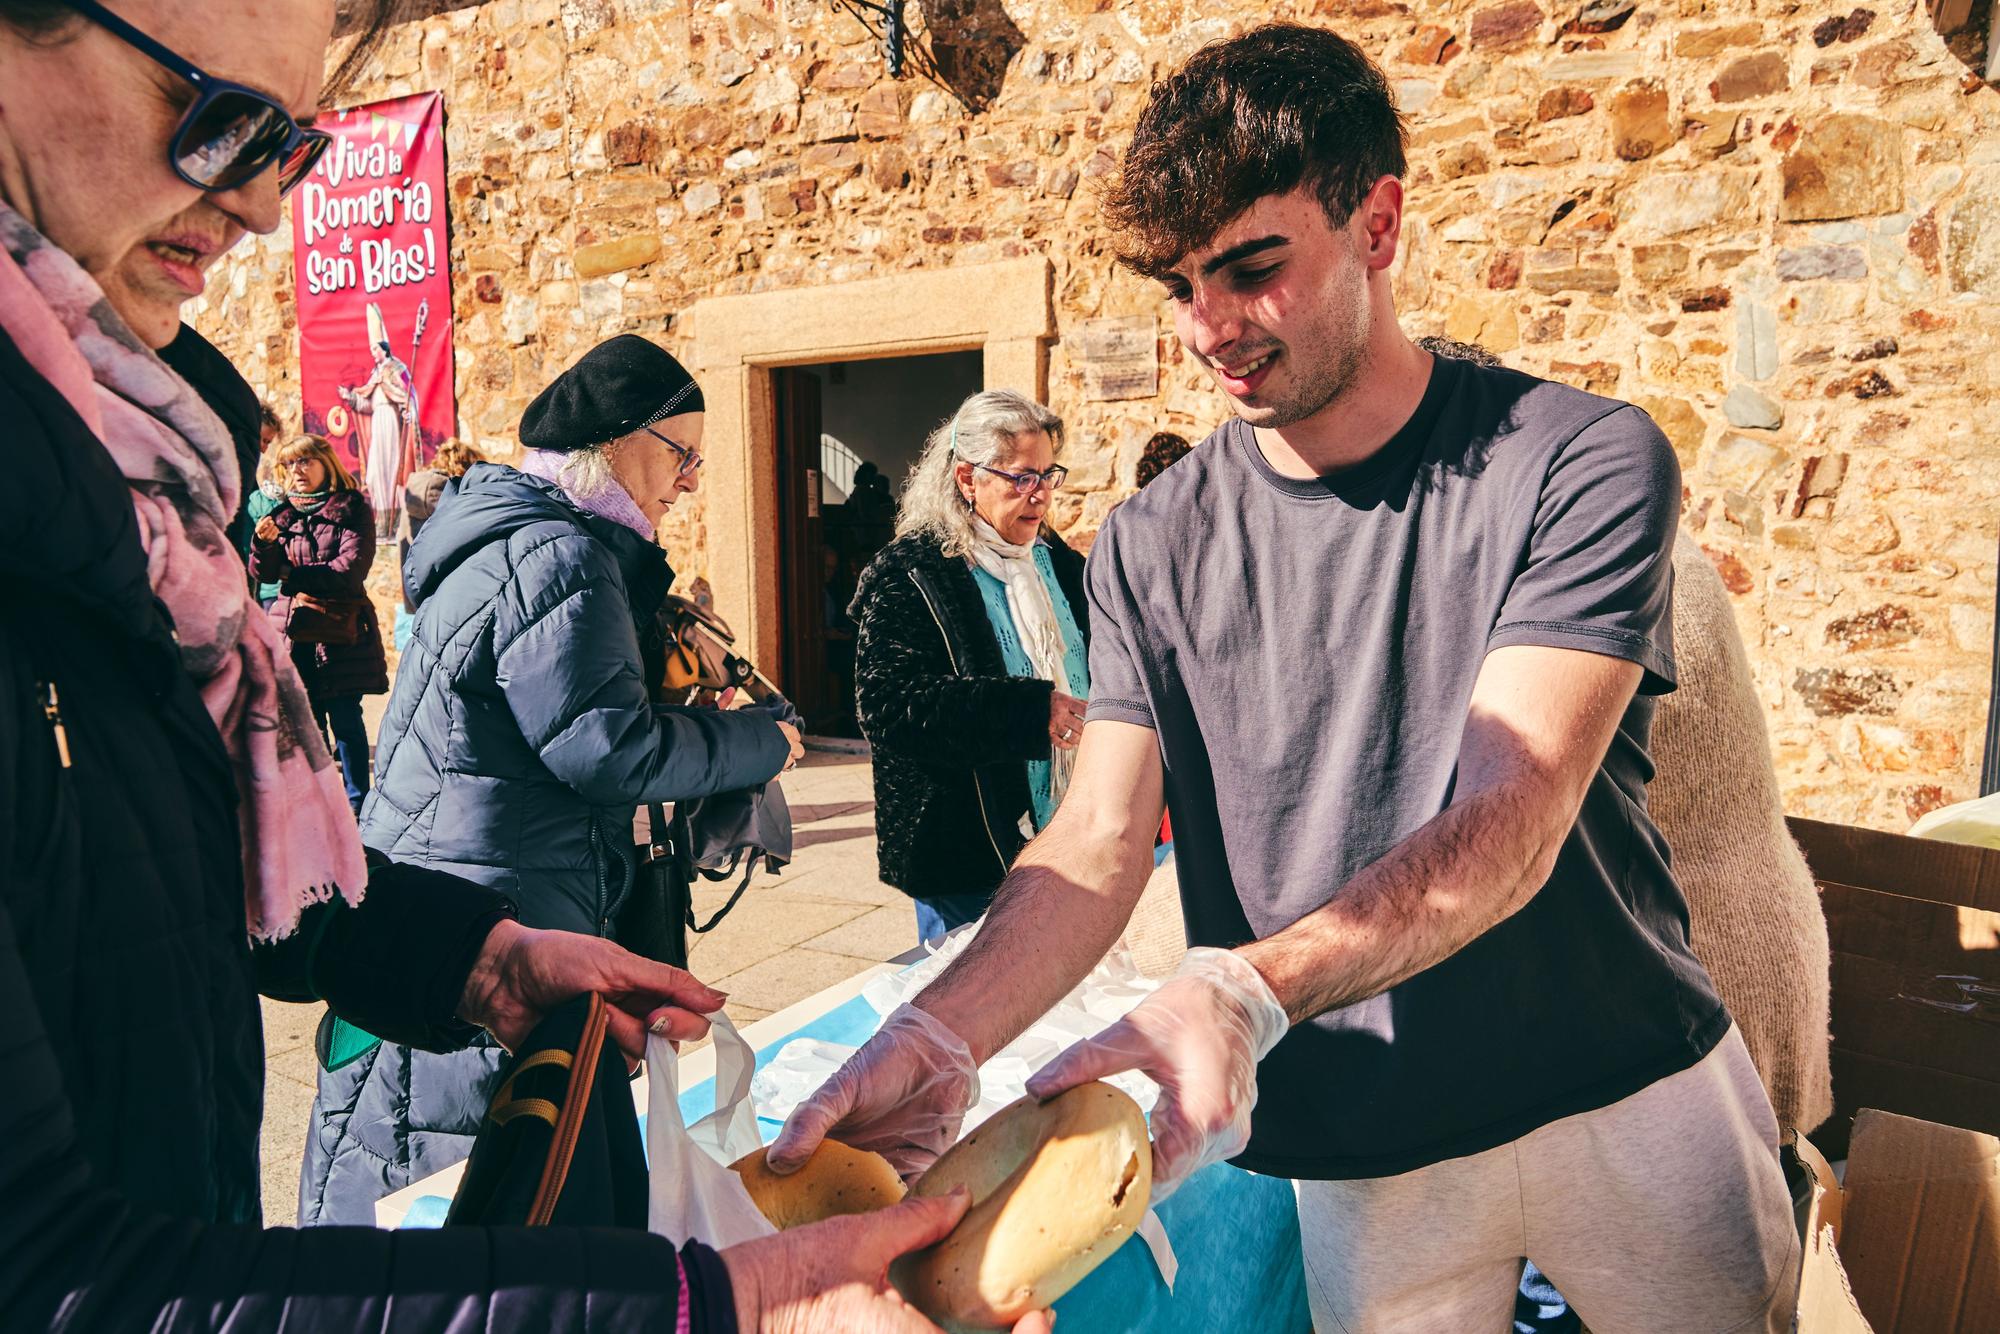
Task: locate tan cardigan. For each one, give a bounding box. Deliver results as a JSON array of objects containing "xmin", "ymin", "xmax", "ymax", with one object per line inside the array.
[
  {"xmin": 1121, "ymin": 531, "xmax": 1834, "ymax": 1133},
  {"xmin": 1649, "ymin": 535, "xmax": 1833, "ymax": 1133}
]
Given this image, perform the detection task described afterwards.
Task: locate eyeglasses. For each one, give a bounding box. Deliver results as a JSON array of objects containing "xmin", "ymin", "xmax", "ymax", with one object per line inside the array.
[
  {"xmin": 644, "ymin": 426, "xmax": 705, "ymax": 477},
  {"xmin": 63, "ymin": 0, "xmax": 331, "ymax": 197},
  {"xmin": 973, "ymin": 462, "xmax": 1068, "ymax": 496}
]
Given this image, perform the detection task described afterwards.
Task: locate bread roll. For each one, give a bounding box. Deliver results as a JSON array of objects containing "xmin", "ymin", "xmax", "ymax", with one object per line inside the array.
[
  {"xmin": 894, "ymin": 1082, "xmax": 1152, "ymax": 1330},
  {"xmin": 729, "ymin": 1139, "xmax": 905, "ymax": 1230}
]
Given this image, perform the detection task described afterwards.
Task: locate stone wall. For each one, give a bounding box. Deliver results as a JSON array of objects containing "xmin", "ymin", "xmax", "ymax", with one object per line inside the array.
[{"xmin": 192, "ymin": 0, "xmax": 2000, "ymax": 830}]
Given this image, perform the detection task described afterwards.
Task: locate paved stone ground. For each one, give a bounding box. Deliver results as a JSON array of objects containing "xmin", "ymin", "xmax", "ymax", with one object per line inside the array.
[{"xmin": 258, "ymin": 745, "xmax": 905, "ymax": 1224}]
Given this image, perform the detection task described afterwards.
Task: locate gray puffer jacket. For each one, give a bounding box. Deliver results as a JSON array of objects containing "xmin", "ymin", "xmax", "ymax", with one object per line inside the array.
[{"xmin": 300, "ymin": 463, "xmax": 789, "ymax": 1225}]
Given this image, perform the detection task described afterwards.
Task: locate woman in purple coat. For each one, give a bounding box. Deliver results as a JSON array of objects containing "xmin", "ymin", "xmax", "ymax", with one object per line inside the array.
[{"xmin": 250, "ymin": 434, "xmax": 389, "ymax": 813}]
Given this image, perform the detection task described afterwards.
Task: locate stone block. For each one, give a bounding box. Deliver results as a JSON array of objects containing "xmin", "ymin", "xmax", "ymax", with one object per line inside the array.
[
  {"xmin": 871, "ymin": 146, "xmax": 914, "ymax": 192},
  {"xmin": 1539, "ymin": 51, "xmax": 1644, "ymax": 80},
  {"xmin": 1619, "ymin": 170, "xmax": 1754, "ymax": 239},
  {"xmin": 1780, "ymin": 115, "xmax": 1904, "ymax": 221},
  {"xmin": 1608, "ymin": 81, "xmax": 1672, "ymax": 160},
  {"xmin": 985, "ymin": 160, "xmax": 1039, "ymax": 189},
  {"xmin": 1946, "ymin": 168, "xmax": 2000, "ymax": 298},
  {"xmin": 1470, "ymin": 0, "xmax": 1543, "ymax": 50},
  {"xmin": 1436, "ymin": 142, "xmax": 1492, "ymax": 180},
  {"xmin": 1399, "ymin": 24, "xmax": 1460, "ymax": 65},
  {"xmin": 682, "ymin": 181, "xmax": 722, "ymax": 216},
  {"xmin": 1775, "ymin": 246, "xmax": 1867, "ymax": 282},
  {"xmin": 1723, "ymin": 384, "xmax": 1784, "ymax": 430},
  {"xmin": 1735, "ymin": 301, "xmax": 1778, "ymax": 382},
  {"xmin": 1825, "ymin": 604, "xmax": 1920, "ymax": 651},
  {"xmin": 1793, "ymin": 666, "xmax": 1901, "ymax": 717},
  {"xmin": 1704, "ymin": 432, "xmax": 1789, "ymax": 492},
  {"xmin": 1563, "ymin": 0, "xmax": 1635, "ymax": 36},
  {"xmin": 1632, "ymin": 243, "xmax": 1689, "ymax": 282},
  {"xmin": 1849, "ymin": 38, "xmax": 1911, "ymax": 89},
  {"xmin": 1536, "ymin": 86, "xmax": 1594, "ymax": 121},
  {"xmin": 800, "ymin": 141, "xmax": 862, "ymax": 176},
  {"xmin": 574, "ymin": 233, "xmax": 661, "ymax": 278},
  {"xmin": 1811, "ymin": 9, "xmax": 1877, "ymax": 47},
  {"xmin": 1710, "ymin": 51, "xmax": 1788, "ymax": 103},
  {"xmin": 856, "ymin": 84, "xmax": 902, "ymax": 139},
  {"xmin": 1524, "ymin": 247, "xmax": 1619, "ymax": 294},
  {"xmin": 1675, "ymin": 22, "xmax": 1763, "ymax": 58},
  {"xmin": 501, "ymin": 294, "xmax": 537, "ymax": 344},
  {"xmin": 604, "ymin": 118, "xmax": 659, "ymax": 166},
  {"xmin": 1821, "ymin": 367, "xmax": 1895, "ymax": 400}
]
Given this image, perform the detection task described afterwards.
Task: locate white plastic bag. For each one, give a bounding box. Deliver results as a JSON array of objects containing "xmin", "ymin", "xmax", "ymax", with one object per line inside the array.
[{"xmin": 645, "ymin": 1011, "xmax": 778, "ymax": 1247}]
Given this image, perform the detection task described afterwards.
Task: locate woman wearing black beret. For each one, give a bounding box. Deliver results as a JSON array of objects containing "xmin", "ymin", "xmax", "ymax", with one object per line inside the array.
[{"xmin": 301, "ymin": 333, "xmax": 806, "ymax": 1225}]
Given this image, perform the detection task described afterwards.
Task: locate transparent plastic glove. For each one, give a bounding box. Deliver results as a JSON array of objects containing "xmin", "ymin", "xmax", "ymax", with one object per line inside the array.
[
  {"xmin": 768, "ymin": 1002, "xmax": 981, "ymax": 1181},
  {"xmin": 1025, "ymin": 947, "xmax": 1288, "ymax": 1202}
]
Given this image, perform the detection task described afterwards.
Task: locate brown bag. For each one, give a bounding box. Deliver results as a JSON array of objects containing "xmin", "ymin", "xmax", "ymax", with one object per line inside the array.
[{"xmin": 286, "ymin": 593, "xmax": 365, "ymax": 645}]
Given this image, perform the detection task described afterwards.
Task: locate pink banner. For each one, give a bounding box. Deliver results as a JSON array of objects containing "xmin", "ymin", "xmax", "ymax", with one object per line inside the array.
[{"xmin": 290, "ymin": 91, "xmax": 455, "ymax": 526}]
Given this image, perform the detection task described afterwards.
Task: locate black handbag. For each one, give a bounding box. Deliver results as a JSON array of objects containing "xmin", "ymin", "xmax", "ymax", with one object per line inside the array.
[{"xmin": 445, "ymin": 992, "xmax": 647, "ymax": 1227}]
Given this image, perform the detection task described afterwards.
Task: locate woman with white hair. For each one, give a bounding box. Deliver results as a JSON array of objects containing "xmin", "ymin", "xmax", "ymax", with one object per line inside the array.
[
  {"xmin": 850, "ymin": 389, "xmax": 1091, "ymax": 943},
  {"xmin": 302, "ymin": 333, "xmax": 805, "ymax": 1225}
]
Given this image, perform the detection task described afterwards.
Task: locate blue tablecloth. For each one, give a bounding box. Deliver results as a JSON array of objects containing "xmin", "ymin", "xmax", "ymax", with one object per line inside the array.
[{"xmin": 401, "ymin": 990, "xmax": 1311, "ymax": 1331}]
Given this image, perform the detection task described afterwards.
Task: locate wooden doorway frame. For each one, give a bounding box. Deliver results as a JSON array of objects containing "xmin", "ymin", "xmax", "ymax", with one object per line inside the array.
[{"xmin": 690, "ymin": 258, "xmax": 1053, "ymax": 683}]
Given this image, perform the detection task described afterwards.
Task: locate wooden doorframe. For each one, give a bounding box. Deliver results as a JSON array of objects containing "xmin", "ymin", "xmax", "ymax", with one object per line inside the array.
[{"xmin": 690, "ymin": 258, "xmax": 1053, "ymax": 680}]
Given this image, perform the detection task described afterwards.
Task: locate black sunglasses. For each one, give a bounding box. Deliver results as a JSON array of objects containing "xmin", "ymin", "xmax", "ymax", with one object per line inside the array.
[
  {"xmin": 63, "ymin": 0, "xmax": 331, "ymax": 196},
  {"xmin": 644, "ymin": 426, "xmax": 705, "ymax": 478},
  {"xmin": 974, "ymin": 461, "xmax": 1068, "ymax": 496}
]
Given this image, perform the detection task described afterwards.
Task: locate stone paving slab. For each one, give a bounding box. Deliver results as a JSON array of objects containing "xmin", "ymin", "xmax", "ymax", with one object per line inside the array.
[
  {"xmin": 259, "ymin": 748, "xmax": 902, "ymax": 1223},
  {"xmin": 706, "ymin": 945, "xmax": 882, "ymax": 1014},
  {"xmin": 805, "ymin": 902, "xmax": 918, "ymax": 960},
  {"xmin": 684, "ymin": 890, "xmax": 872, "ymax": 979}
]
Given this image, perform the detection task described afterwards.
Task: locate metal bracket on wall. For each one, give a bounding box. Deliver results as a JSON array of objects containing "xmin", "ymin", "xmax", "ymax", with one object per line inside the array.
[{"xmin": 840, "ymin": 0, "xmax": 908, "ymax": 77}]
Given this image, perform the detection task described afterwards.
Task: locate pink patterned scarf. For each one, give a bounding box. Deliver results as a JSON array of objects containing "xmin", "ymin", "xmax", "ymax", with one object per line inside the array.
[{"xmin": 0, "ymin": 204, "xmax": 365, "ymax": 940}]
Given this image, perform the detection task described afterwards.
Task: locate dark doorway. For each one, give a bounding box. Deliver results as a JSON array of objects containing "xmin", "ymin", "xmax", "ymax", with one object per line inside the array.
[{"xmin": 771, "ymin": 350, "xmax": 983, "ymax": 736}]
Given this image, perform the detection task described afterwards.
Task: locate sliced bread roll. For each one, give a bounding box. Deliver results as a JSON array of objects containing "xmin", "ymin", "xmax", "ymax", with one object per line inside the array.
[
  {"xmin": 729, "ymin": 1139, "xmax": 906, "ymax": 1230},
  {"xmin": 894, "ymin": 1082, "xmax": 1152, "ymax": 1330}
]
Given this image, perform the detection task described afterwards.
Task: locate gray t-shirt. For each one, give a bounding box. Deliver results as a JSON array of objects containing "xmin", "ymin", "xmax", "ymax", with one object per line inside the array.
[{"xmin": 1086, "ymin": 354, "xmax": 1727, "ymax": 1180}]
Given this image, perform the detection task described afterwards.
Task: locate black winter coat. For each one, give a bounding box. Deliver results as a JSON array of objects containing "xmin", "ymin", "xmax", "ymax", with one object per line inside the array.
[
  {"xmin": 0, "ymin": 326, "xmax": 737, "ymax": 1331},
  {"xmin": 249, "ymin": 489, "xmax": 390, "ymax": 700},
  {"xmin": 849, "ymin": 530, "xmax": 1089, "ymax": 899}
]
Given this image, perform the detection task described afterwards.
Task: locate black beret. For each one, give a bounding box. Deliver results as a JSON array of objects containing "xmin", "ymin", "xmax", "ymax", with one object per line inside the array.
[{"xmin": 519, "ymin": 334, "xmax": 705, "ymax": 451}]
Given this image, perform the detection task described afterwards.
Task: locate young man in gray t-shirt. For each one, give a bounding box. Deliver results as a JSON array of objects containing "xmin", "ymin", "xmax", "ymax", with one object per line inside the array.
[{"xmin": 772, "ymin": 24, "xmax": 1798, "ymax": 1330}]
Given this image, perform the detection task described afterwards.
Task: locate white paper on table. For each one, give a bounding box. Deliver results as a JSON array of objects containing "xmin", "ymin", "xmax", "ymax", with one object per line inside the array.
[
  {"xmin": 646, "ymin": 1011, "xmax": 777, "ymax": 1247},
  {"xmin": 750, "ymin": 922, "xmax": 1182, "ymax": 1289}
]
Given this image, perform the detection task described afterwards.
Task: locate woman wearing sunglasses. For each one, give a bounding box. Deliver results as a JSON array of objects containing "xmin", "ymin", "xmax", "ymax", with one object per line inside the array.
[
  {"xmin": 849, "ymin": 390, "xmax": 1091, "ymax": 945},
  {"xmin": 0, "ymin": 5, "xmax": 1039, "ymax": 1332},
  {"xmin": 303, "ymin": 332, "xmax": 807, "ymax": 1231}
]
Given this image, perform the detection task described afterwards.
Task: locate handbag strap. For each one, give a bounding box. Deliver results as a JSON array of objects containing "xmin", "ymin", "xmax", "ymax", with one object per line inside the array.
[
  {"xmin": 688, "ymin": 858, "xmax": 757, "ymax": 935},
  {"xmin": 525, "ymin": 992, "xmax": 608, "ymax": 1226}
]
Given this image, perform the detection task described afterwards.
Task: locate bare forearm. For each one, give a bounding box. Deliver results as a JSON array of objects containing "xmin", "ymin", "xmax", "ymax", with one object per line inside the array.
[
  {"xmin": 1239, "ymin": 775, "xmax": 1566, "ymax": 1025},
  {"xmin": 914, "ymin": 818, "xmax": 1152, "ymax": 1063}
]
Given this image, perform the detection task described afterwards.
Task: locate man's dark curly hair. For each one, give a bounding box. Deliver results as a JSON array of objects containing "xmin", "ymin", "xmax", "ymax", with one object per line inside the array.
[{"xmin": 1102, "ymin": 23, "xmax": 1408, "ymax": 278}]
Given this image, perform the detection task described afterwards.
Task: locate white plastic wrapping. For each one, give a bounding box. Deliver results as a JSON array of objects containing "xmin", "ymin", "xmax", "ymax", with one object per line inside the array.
[{"xmin": 753, "ymin": 924, "xmax": 1167, "ymax": 1134}]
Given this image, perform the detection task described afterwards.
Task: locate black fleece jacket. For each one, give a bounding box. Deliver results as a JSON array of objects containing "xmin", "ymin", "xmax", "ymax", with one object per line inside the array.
[{"xmin": 848, "ymin": 529, "xmax": 1089, "ymax": 899}]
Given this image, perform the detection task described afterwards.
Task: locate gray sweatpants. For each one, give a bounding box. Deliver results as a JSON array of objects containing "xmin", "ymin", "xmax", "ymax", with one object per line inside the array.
[{"xmin": 1293, "ymin": 1027, "xmax": 1800, "ymax": 1333}]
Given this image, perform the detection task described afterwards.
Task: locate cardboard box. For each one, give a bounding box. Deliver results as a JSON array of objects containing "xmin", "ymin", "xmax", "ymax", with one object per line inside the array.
[
  {"xmin": 1794, "ymin": 1109, "xmax": 2000, "ymax": 1332},
  {"xmin": 1786, "ymin": 817, "xmax": 2000, "ymax": 1159}
]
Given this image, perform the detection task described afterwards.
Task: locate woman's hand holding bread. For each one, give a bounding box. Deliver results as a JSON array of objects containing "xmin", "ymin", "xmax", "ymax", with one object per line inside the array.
[{"xmin": 721, "ymin": 1189, "xmax": 1053, "ymax": 1333}]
